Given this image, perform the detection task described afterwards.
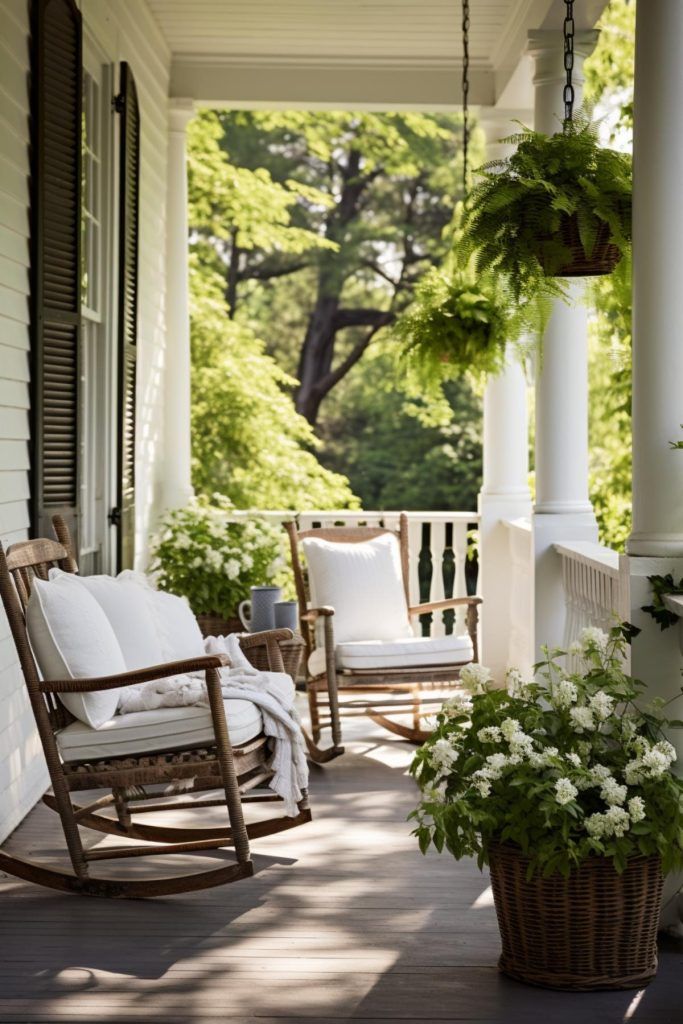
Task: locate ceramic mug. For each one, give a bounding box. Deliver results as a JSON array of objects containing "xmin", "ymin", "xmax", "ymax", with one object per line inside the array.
[
  {"xmin": 274, "ymin": 600, "xmax": 299, "ymax": 632},
  {"xmin": 238, "ymin": 585, "xmax": 282, "ymax": 633}
]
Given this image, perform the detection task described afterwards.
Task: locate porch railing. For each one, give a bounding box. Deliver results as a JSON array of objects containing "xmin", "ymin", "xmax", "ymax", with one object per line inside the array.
[
  {"xmin": 242, "ymin": 510, "xmax": 479, "ymax": 638},
  {"xmin": 505, "ymin": 517, "xmax": 534, "ymax": 677},
  {"xmin": 555, "ymin": 541, "xmax": 630, "ymax": 670}
]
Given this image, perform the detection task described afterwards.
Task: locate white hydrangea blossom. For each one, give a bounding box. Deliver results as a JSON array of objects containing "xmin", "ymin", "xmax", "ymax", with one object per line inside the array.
[
  {"xmin": 473, "ymin": 778, "xmax": 492, "ymax": 798},
  {"xmin": 579, "ymin": 626, "xmax": 609, "ymax": 653},
  {"xmin": 552, "ymin": 678, "xmax": 578, "ymax": 709},
  {"xmin": 442, "ymin": 692, "xmax": 473, "ymax": 717},
  {"xmin": 600, "ymin": 777, "xmax": 627, "ymax": 807},
  {"xmin": 500, "ymin": 718, "xmax": 521, "ymax": 741},
  {"xmin": 509, "ymin": 731, "xmax": 534, "ymax": 757},
  {"xmin": 566, "ymin": 752, "xmax": 582, "ymax": 768},
  {"xmin": 589, "ymin": 690, "xmax": 615, "ymax": 721},
  {"xmin": 628, "ymin": 796, "xmax": 646, "ymax": 823},
  {"xmin": 477, "ymin": 726, "xmax": 502, "ymax": 744},
  {"xmin": 460, "ymin": 663, "xmax": 493, "ymax": 695},
  {"xmin": 506, "ymin": 669, "xmax": 532, "ymax": 699},
  {"xmin": 429, "ymin": 738, "xmax": 458, "ymax": 775},
  {"xmin": 585, "ymin": 806, "xmax": 630, "ymax": 839},
  {"xmin": 555, "ymin": 778, "xmax": 578, "ymax": 805},
  {"xmin": 589, "ymin": 764, "xmax": 613, "ymax": 785},
  {"xmin": 569, "ymin": 706, "xmax": 596, "ymax": 733}
]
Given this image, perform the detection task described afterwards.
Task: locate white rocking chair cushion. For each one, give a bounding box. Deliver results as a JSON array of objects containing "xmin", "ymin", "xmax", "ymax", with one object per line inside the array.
[
  {"xmin": 52, "ymin": 570, "xmax": 165, "ymax": 672},
  {"xmin": 117, "ymin": 571, "xmax": 206, "ymax": 663},
  {"xmin": 56, "ymin": 696, "xmax": 264, "ymax": 763},
  {"xmin": 27, "ymin": 575, "xmax": 126, "ymax": 729},
  {"xmin": 308, "ymin": 632, "xmax": 474, "ymax": 676},
  {"xmin": 301, "ymin": 533, "xmax": 413, "ymax": 643}
]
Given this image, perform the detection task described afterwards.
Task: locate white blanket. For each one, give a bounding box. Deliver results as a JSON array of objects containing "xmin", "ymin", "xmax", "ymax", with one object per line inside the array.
[{"xmin": 117, "ymin": 633, "xmax": 308, "ymax": 816}]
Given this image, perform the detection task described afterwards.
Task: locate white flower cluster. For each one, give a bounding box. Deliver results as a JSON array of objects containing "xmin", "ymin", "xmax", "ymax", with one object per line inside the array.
[
  {"xmin": 585, "ymin": 805, "xmax": 631, "ymax": 839},
  {"xmin": 625, "ymin": 739, "xmax": 677, "ymax": 784},
  {"xmin": 506, "ymin": 668, "xmax": 533, "ymax": 699},
  {"xmin": 589, "ymin": 690, "xmax": 615, "ymax": 721},
  {"xmin": 569, "ymin": 706, "xmax": 596, "ymax": 733},
  {"xmin": 460, "ymin": 663, "xmax": 493, "ymax": 694},
  {"xmin": 555, "ymin": 777, "xmax": 578, "ymax": 805},
  {"xmin": 441, "ymin": 691, "xmax": 473, "ymax": 717},
  {"xmin": 477, "ymin": 726, "xmax": 502, "ymax": 744},
  {"xmin": 579, "ymin": 626, "xmax": 609, "ymax": 653},
  {"xmin": 551, "ymin": 677, "xmax": 578, "ymax": 710}
]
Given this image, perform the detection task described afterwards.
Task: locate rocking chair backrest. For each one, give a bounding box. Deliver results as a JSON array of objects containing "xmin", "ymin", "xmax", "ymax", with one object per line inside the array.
[
  {"xmin": 285, "ymin": 515, "xmax": 411, "ymax": 653},
  {"xmin": 0, "ymin": 522, "xmax": 80, "ymax": 732}
]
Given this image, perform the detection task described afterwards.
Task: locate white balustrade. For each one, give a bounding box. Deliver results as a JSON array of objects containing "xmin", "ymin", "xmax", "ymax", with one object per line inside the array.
[
  {"xmin": 237, "ymin": 509, "xmax": 479, "ymax": 638},
  {"xmin": 555, "ymin": 541, "xmax": 630, "ymax": 671}
]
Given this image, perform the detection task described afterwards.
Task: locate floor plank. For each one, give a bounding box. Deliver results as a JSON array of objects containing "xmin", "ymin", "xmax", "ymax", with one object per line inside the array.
[{"xmin": 0, "ymin": 715, "xmax": 681, "ymax": 1023}]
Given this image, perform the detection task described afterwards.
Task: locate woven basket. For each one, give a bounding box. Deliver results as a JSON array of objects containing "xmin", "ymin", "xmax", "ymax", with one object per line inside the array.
[
  {"xmin": 245, "ymin": 634, "xmax": 304, "ymax": 681},
  {"xmin": 488, "ymin": 843, "xmax": 664, "ymax": 991},
  {"xmin": 196, "ymin": 613, "xmax": 243, "ymax": 638},
  {"xmin": 540, "ymin": 213, "xmax": 621, "ymax": 278}
]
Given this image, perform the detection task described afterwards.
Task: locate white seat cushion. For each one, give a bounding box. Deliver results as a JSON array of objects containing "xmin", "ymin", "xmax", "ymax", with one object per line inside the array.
[
  {"xmin": 301, "ymin": 533, "xmax": 413, "ymax": 643},
  {"xmin": 27, "ymin": 574, "xmax": 127, "ymax": 729},
  {"xmin": 308, "ymin": 633, "xmax": 473, "ymax": 676},
  {"xmin": 56, "ymin": 696, "xmax": 264, "ymax": 763}
]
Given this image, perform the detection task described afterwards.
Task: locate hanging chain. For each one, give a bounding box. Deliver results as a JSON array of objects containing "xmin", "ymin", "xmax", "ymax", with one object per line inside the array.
[
  {"xmin": 461, "ymin": 0, "xmax": 470, "ymax": 193},
  {"xmin": 563, "ymin": 0, "xmax": 575, "ymax": 123}
]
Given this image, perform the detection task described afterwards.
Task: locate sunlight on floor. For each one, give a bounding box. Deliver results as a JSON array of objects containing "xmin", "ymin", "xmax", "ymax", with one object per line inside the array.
[
  {"xmin": 623, "ymin": 990, "xmax": 645, "ymax": 1020},
  {"xmin": 471, "ymin": 884, "xmax": 495, "ymax": 909}
]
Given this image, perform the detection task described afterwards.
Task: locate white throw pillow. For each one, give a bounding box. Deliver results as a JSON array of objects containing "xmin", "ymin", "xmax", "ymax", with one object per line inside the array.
[
  {"xmin": 64, "ymin": 571, "xmax": 165, "ymax": 671},
  {"xmin": 116, "ymin": 571, "xmax": 206, "ymax": 663},
  {"xmin": 301, "ymin": 532, "xmax": 413, "ymax": 643},
  {"xmin": 26, "ymin": 574, "xmax": 126, "ymax": 729}
]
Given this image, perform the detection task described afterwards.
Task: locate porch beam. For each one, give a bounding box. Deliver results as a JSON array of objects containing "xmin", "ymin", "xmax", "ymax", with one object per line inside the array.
[
  {"xmin": 164, "ymin": 99, "xmax": 195, "ymax": 510},
  {"xmin": 170, "ymin": 59, "xmax": 496, "ymax": 112}
]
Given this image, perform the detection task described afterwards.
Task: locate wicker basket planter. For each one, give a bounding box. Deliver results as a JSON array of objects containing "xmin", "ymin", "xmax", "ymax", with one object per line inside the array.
[
  {"xmin": 488, "ymin": 842, "xmax": 664, "ymax": 991},
  {"xmin": 196, "ymin": 613, "xmax": 243, "ymax": 638},
  {"xmin": 540, "ymin": 213, "xmax": 621, "ymax": 278}
]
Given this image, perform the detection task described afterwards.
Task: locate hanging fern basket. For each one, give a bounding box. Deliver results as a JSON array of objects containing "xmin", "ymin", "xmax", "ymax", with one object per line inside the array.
[{"xmin": 539, "ymin": 213, "xmax": 622, "ymax": 278}]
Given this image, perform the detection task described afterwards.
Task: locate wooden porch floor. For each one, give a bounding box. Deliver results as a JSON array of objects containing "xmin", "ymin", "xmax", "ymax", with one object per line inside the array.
[{"xmin": 0, "ymin": 717, "xmax": 681, "ymax": 1024}]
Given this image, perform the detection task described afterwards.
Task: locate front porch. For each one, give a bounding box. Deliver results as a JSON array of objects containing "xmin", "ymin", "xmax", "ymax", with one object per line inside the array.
[{"xmin": 2, "ymin": 717, "xmax": 680, "ymax": 1023}]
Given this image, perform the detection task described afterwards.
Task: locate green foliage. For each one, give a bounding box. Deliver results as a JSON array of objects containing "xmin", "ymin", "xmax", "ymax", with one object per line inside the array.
[
  {"xmin": 411, "ymin": 625, "xmax": 683, "ymax": 878},
  {"xmin": 461, "ymin": 113, "xmax": 632, "ymax": 309},
  {"xmin": 149, "ymin": 496, "xmax": 285, "ymax": 617},
  {"xmin": 318, "ymin": 343, "xmax": 482, "ymax": 512},
  {"xmin": 189, "ymin": 260, "xmax": 358, "ymax": 510},
  {"xmin": 642, "ymin": 575, "xmax": 683, "ymax": 631},
  {"xmin": 393, "ymin": 259, "xmax": 510, "ymax": 385}
]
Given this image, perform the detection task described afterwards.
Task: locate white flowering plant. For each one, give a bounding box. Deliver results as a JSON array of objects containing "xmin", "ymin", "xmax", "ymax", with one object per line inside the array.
[
  {"xmin": 410, "ymin": 624, "xmax": 683, "ymax": 878},
  {"xmin": 150, "ymin": 495, "xmax": 286, "ymax": 618}
]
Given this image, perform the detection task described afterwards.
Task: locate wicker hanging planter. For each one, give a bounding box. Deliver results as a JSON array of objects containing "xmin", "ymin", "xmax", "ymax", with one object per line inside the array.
[
  {"xmin": 539, "ymin": 213, "xmax": 622, "ymax": 278},
  {"xmin": 488, "ymin": 843, "xmax": 664, "ymax": 991}
]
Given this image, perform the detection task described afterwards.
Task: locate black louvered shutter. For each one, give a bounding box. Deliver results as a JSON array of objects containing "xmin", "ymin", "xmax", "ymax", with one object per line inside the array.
[
  {"xmin": 29, "ymin": 0, "xmax": 83, "ymax": 545},
  {"xmin": 115, "ymin": 63, "xmax": 140, "ymax": 570}
]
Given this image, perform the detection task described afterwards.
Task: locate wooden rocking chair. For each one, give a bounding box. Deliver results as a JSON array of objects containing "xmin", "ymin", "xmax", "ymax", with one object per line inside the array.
[
  {"xmin": 286, "ymin": 514, "xmax": 482, "ymax": 751},
  {"xmin": 0, "ymin": 520, "xmax": 310, "ymax": 898}
]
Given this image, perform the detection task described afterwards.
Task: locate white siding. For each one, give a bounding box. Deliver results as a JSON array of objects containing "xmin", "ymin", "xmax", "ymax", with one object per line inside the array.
[
  {"xmin": 0, "ymin": 0, "xmax": 171, "ymax": 841},
  {"xmin": 0, "ymin": 0, "xmax": 46, "ymax": 841}
]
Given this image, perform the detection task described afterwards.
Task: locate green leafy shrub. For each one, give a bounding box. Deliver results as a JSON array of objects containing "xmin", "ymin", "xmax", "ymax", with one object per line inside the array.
[
  {"xmin": 411, "ymin": 624, "xmax": 683, "ymax": 878},
  {"xmin": 461, "ymin": 113, "xmax": 632, "ymax": 306},
  {"xmin": 150, "ymin": 496, "xmax": 285, "ymax": 618}
]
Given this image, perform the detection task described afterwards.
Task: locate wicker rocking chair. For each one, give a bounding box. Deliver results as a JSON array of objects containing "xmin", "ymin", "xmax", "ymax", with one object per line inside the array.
[
  {"xmin": 286, "ymin": 514, "xmax": 482, "ymax": 752},
  {"xmin": 0, "ymin": 518, "xmax": 310, "ymax": 898}
]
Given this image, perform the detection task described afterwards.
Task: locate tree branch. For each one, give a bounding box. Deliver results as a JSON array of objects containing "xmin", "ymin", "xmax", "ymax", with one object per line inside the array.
[
  {"xmin": 315, "ymin": 318, "xmax": 393, "ymax": 399},
  {"xmin": 238, "ymin": 258, "xmax": 311, "ymax": 282},
  {"xmin": 332, "ymin": 307, "xmax": 396, "ymax": 330}
]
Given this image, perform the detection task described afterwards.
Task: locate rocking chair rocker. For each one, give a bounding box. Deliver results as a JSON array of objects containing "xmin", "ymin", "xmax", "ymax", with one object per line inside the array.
[
  {"xmin": 286, "ymin": 514, "xmax": 482, "ymax": 750},
  {"xmin": 0, "ymin": 518, "xmax": 310, "ymax": 898}
]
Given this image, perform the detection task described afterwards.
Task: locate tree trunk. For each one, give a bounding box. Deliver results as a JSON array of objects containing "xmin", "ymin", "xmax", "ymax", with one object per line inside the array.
[{"xmin": 226, "ymin": 229, "xmax": 240, "ymax": 318}]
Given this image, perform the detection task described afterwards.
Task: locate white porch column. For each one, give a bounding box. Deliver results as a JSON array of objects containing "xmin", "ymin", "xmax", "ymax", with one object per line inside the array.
[
  {"xmin": 528, "ymin": 31, "xmax": 599, "ymax": 660},
  {"xmin": 478, "ymin": 114, "xmax": 532, "ymax": 681},
  {"xmin": 626, "ymin": 2, "xmax": 683, "ymax": 931},
  {"xmin": 163, "ymin": 99, "xmax": 195, "ymax": 509}
]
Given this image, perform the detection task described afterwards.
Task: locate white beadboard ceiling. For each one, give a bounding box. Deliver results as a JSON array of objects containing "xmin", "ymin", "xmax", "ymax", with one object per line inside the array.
[{"xmin": 146, "ymin": 0, "xmax": 609, "ymax": 110}]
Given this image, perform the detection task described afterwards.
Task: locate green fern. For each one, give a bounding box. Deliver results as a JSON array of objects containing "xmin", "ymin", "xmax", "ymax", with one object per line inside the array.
[{"xmin": 460, "ymin": 112, "xmax": 632, "ymax": 304}]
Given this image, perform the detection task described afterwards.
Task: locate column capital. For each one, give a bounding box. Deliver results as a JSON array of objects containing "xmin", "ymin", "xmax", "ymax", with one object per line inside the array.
[
  {"xmin": 527, "ymin": 29, "xmax": 599, "ymax": 86},
  {"xmin": 168, "ymin": 98, "xmax": 195, "ymax": 134}
]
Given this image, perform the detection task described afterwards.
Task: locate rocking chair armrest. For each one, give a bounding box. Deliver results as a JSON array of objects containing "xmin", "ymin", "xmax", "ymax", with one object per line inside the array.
[
  {"xmin": 238, "ymin": 628, "xmax": 295, "ymax": 649},
  {"xmin": 38, "ymin": 654, "xmax": 230, "ymax": 694},
  {"xmin": 409, "ymin": 596, "xmax": 483, "ymax": 616},
  {"xmin": 301, "ymin": 606, "xmax": 335, "ymax": 622}
]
